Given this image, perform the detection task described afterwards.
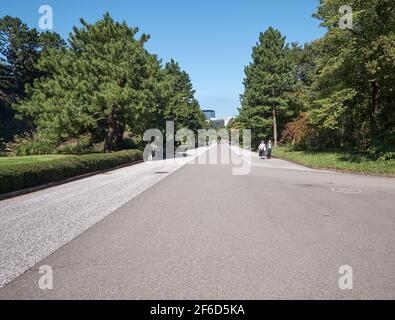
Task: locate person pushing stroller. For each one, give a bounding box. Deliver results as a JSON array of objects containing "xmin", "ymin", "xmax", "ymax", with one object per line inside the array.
[{"xmin": 258, "ymin": 141, "xmax": 266, "ymax": 159}]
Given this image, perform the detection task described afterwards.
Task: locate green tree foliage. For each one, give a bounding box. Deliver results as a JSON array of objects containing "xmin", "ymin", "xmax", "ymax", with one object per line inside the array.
[
  {"xmin": 39, "ymin": 31, "xmax": 67, "ymax": 52},
  {"xmin": 244, "ymin": 1, "xmax": 394, "ymax": 158},
  {"xmin": 288, "ymin": 41, "xmax": 322, "ymax": 111},
  {"xmin": 310, "ymin": 0, "xmax": 395, "ymax": 150},
  {"xmin": 15, "ymin": 13, "xmax": 161, "ymax": 152},
  {"xmin": 239, "ymin": 27, "xmax": 295, "ymax": 148},
  {"xmin": 0, "ymin": 16, "xmax": 66, "ymax": 142},
  {"xmin": 5, "ymin": 13, "xmax": 206, "ymax": 154},
  {"xmin": 0, "ymin": 16, "xmax": 40, "ymax": 95},
  {"xmin": 157, "ymin": 59, "xmax": 206, "ymax": 132}
]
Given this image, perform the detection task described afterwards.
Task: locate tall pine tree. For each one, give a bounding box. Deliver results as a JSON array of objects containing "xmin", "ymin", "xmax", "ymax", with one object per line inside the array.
[
  {"xmin": 0, "ymin": 16, "xmax": 65, "ymax": 142},
  {"xmin": 15, "ymin": 13, "xmax": 161, "ymax": 152},
  {"xmin": 157, "ymin": 59, "xmax": 206, "ymax": 132},
  {"xmin": 239, "ymin": 27, "xmax": 295, "ymax": 147}
]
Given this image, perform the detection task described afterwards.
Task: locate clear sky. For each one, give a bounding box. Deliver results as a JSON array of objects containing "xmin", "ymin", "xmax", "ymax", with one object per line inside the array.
[{"xmin": 2, "ymin": 0, "xmax": 325, "ymax": 118}]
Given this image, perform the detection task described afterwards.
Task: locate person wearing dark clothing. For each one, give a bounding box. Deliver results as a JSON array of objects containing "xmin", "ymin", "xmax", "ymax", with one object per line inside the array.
[
  {"xmin": 258, "ymin": 141, "xmax": 266, "ymax": 159},
  {"xmin": 267, "ymin": 140, "xmax": 272, "ymax": 159}
]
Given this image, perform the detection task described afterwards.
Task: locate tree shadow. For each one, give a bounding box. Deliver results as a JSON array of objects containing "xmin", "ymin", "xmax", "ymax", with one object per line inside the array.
[{"xmin": 338, "ymin": 153, "xmax": 367, "ymax": 163}]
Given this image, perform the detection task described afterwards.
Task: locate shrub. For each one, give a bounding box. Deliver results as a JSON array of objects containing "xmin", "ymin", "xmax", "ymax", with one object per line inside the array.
[
  {"xmin": 56, "ymin": 135, "xmax": 92, "ymax": 154},
  {"xmin": 367, "ymin": 140, "xmax": 395, "ymax": 161},
  {"xmin": 281, "ymin": 113, "xmax": 315, "ymax": 149},
  {"xmin": 91, "ymin": 142, "xmax": 106, "ymax": 153},
  {"xmin": 6, "ymin": 132, "xmax": 57, "ymax": 156},
  {"xmin": 0, "ymin": 149, "xmax": 143, "ymax": 195},
  {"xmin": 122, "ymin": 132, "xmax": 143, "ymax": 150}
]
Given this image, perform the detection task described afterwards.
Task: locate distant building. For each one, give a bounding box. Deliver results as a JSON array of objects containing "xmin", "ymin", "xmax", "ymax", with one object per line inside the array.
[
  {"xmin": 202, "ymin": 109, "xmax": 234, "ymax": 128},
  {"xmin": 210, "ymin": 118, "xmax": 225, "ymax": 128},
  {"xmin": 202, "ymin": 110, "xmax": 216, "ymax": 120}
]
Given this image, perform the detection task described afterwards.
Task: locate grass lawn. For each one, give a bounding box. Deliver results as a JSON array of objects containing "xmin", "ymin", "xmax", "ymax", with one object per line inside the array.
[
  {"xmin": 273, "ymin": 146, "xmax": 395, "ymax": 176},
  {"xmin": 0, "ymin": 154, "xmax": 74, "ymax": 166}
]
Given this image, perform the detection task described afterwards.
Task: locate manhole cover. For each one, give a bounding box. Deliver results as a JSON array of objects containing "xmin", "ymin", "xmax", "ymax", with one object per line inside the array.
[
  {"xmin": 294, "ymin": 184, "xmax": 314, "ymax": 188},
  {"xmin": 331, "ymin": 187, "xmax": 362, "ymax": 194}
]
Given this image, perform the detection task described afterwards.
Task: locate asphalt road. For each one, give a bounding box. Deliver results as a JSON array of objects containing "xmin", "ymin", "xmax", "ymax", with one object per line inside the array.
[
  {"xmin": 1, "ymin": 144, "xmax": 394, "ymax": 299},
  {"xmin": 0, "ymin": 147, "xmax": 208, "ymax": 288}
]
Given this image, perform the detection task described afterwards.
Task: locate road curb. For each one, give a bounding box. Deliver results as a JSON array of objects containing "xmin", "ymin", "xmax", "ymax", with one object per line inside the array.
[{"xmin": 0, "ymin": 160, "xmax": 144, "ymax": 202}]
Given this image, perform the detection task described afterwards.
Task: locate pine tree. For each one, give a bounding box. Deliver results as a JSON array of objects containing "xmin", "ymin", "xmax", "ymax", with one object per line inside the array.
[
  {"xmin": 158, "ymin": 59, "xmax": 206, "ymax": 132},
  {"xmin": 0, "ymin": 16, "xmax": 66, "ymax": 142},
  {"xmin": 15, "ymin": 13, "xmax": 161, "ymax": 152},
  {"xmin": 0, "ymin": 16, "xmax": 40, "ymax": 96},
  {"xmin": 239, "ymin": 27, "xmax": 295, "ymax": 147}
]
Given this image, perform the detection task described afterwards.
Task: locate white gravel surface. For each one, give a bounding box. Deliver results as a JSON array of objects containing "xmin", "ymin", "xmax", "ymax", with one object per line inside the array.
[{"xmin": 0, "ymin": 147, "xmax": 208, "ymax": 287}]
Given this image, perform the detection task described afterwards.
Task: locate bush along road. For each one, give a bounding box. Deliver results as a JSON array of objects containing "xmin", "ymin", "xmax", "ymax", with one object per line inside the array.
[{"xmin": 0, "ymin": 149, "xmax": 143, "ymax": 195}]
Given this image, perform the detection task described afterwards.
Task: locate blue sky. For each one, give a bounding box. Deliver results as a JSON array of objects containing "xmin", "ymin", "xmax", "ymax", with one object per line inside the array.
[{"xmin": 2, "ymin": 0, "xmax": 325, "ymax": 118}]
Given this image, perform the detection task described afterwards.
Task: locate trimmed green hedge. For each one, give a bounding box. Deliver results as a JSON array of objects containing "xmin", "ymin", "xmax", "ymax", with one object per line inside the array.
[{"xmin": 0, "ymin": 149, "xmax": 143, "ymax": 195}]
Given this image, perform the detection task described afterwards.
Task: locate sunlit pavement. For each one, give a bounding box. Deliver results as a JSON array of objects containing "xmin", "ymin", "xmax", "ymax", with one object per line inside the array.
[
  {"xmin": 0, "ymin": 147, "xmax": 208, "ymax": 288},
  {"xmin": 0, "ymin": 145, "xmax": 394, "ymax": 299}
]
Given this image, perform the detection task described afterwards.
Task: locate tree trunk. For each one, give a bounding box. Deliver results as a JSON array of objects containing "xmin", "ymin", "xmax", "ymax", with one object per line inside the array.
[
  {"xmin": 272, "ymin": 107, "xmax": 278, "ymax": 146},
  {"xmin": 372, "ymin": 81, "xmax": 380, "ymax": 115},
  {"xmin": 104, "ymin": 112, "xmax": 116, "ymax": 153},
  {"xmin": 114, "ymin": 123, "xmax": 125, "ymax": 151},
  {"xmin": 340, "ymin": 117, "xmax": 345, "ymax": 148},
  {"xmin": 370, "ymin": 81, "xmax": 381, "ymax": 138}
]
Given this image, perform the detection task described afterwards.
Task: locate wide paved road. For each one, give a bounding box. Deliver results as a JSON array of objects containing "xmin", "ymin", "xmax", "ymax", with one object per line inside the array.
[
  {"xmin": 1, "ymin": 145, "xmax": 394, "ymax": 299},
  {"xmin": 0, "ymin": 147, "xmax": 208, "ymax": 288}
]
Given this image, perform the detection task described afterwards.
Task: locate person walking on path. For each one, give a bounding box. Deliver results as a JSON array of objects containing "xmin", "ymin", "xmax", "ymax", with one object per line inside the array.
[
  {"xmin": 267, "ymin": 140, "xmax": 273, "ymax": 159},
  {"xmin": 148, "ymin": 141, "xmax": 159, "ymax": 161},
  {"xmin": 258, "ymin": 141, "xmax": 266, "ymax": 159}
]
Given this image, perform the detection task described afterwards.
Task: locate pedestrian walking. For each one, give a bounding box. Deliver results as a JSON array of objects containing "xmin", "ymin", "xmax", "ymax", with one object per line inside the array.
[
  {"xmin": 267, "ymin": 140, "xmax": 272, "ymax": 159},
  {"xmin": 258, "ymin": 141, "xmax": 266, "ymax": 159},
  {"xmin": 150, "ymin": 141, "xmax": 158, "ymax": 161}
]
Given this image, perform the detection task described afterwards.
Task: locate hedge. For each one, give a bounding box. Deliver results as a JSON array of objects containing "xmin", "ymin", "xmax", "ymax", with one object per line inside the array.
[{"xmin": 0, "ymin": 149, "xmax": 143, "ymax": 195}]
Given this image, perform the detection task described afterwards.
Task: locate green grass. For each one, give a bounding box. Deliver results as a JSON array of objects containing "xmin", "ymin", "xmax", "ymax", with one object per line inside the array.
[
  {"xmin": 0, "ymin": 154, "xmax": 73, "ymax": 166},
  {"xmin": 273, "ymin": 146, "xmax": 395, "ymax": 176}
]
